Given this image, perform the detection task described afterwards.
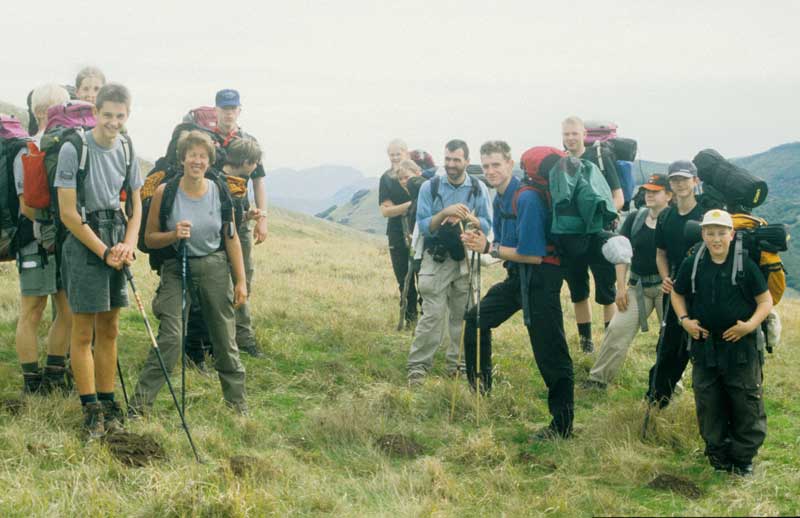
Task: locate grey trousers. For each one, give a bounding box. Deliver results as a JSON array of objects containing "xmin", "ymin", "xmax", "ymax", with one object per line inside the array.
[
  {"xmin": 131, "ymin": 251, "xmax": 246, "ymax": 407},
  {"xmin": 407, "ymin": 252, "xmax": 469, "ymax": 377},
  {"xmin": 589, "ymin": 283, "xmax": 663, "ymax": 384}
]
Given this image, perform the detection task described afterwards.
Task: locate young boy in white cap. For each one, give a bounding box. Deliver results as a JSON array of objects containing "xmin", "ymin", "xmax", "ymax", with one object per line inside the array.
[{"xmin": 671, "ymin": 209, "xmax": 772, "ymax": 475}]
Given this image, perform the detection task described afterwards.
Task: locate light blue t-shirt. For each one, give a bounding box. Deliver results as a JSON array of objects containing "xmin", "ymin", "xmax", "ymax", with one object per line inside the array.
[
  {"xmin": 166, "ymin": 179, "xmax": 223, "ymax": 257},
  {"xmin": 54, "ymin": 131, "xmax": 143, "ymax": 212}
]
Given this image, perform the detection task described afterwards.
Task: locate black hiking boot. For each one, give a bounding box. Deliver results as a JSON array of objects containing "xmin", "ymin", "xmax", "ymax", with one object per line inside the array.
[
  {"xmin": 40, "ymin": 366, "xmax": 73, "ymax": 395},
  {"xmin": 101, "ymin": 400, "xmax": 125, "ymax": 434},
  {"xmin": 529, "ymin": 425, "xmax": 572, "ymax": 442},
  {"xmin": 580, "ymin": 335, "xmax": 594, "ymax": 353},
  {"xmin": 466, "ymin": 371, "xmax": 492, "ymax": 395},
  {"xmin": 82, "ymin": 402, "xmax": 105, "ymax": 440},
  {"xmin": 580, "ymin": 379, "xmax": 607, "ymax": 391},
  {"xmin": 22, "ymin": 371, "xmax": 43, "ymax": 395},
  {"xmin": 240, "ymin": 343, "xmax": 264, "ymax": 358},
  {"xmin": 732, "ymin": 462, "xmax": 754, "ymax": 477}
]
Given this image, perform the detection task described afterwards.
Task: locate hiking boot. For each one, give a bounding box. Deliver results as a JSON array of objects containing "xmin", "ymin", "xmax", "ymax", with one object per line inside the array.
[
  {"xmin": 40, "ymin": 366, "xmax": 72, "ymax": 395},
  {"xmin": 101, "ymin": 400, "xmax": 125, "ymax": 434},
  {"xmin": 407, "ymin": 371, "xmax": 426, "ymax": 387},
  {"xmin": 580, "ymin": 335, "xmax": 594, "ymax": 353},
  {"xmin": 82, "ymin": 402, "xmax": 105, "ymax": 440},
  {"xmin": 186, "ymin": 355, "xmax": 211, "ymax": 376},
  {"xmin": 22, "ymin": 372, "xmax": 43, "ymax": 395},
  {"xmin": 529, "ymin": 425, "xmax": 572, "ymax": 442},
  {"xmin": 580, "ymin": 379, "xmax": 607, "ymax": 391},
  {"xmin": 226, "ymin": 400, "xmax": 249, "ymax": 416},
  {"xmin": 240, "ymin": 343, "xmax": 264, "ymax": 358},
  {"xmin": 126, "ymin": 404, "xmax": 147, "ymax": 421},
  {"xmin": 732, "ymin": 462, "xmax": 754, "ymax": 477},
  {"xmin": 466, "ymin": 371, "xmax": 492, "ymax": 395}
]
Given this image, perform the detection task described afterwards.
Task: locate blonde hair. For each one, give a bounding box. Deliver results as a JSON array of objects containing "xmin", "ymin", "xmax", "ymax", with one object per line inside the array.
[
  {"xmin": 562, "ymin": 115, "xmax": 585, "ymax": 129},
  {"xmin": 395, "ymin": 159, "xmax": 421, "ymax": 176},
  {"xmin": 75, "ymin": 66, "xmax": 106, "ymax": 89},
  {"xmin": 387, "ymin": 138, "xmax": 408, "ymax": 152},
  {"xmin": 30, "ymin": 84, "xmax": 70, "ymax": 114}
]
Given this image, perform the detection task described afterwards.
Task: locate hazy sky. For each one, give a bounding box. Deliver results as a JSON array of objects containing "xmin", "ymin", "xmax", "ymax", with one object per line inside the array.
[{"xmin": 2, "ymin": 0, "xmax": 798, "ymax": 176}]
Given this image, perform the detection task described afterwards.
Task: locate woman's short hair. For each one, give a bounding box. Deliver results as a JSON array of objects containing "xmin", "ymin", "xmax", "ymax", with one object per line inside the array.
[{"xmin": 177, "ymin": 130, "xmax": 216, "ymax": 165}]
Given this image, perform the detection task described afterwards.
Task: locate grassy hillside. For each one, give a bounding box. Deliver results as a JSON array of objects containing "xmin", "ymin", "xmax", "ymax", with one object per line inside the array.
[{"xmin": 0, "ymin": 207, "xmax": 797, "ymax": 516}]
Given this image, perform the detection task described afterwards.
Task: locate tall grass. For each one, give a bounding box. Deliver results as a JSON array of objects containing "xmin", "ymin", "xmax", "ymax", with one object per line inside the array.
[{"xmin": 0, "ymin": 208, "xmax": 797, "ymax": 517}]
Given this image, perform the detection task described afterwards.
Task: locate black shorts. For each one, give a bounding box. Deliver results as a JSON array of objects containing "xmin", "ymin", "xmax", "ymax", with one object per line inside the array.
[{"xmin": 563, "ymin": 235, "xmax": 616, "ymax": 305}]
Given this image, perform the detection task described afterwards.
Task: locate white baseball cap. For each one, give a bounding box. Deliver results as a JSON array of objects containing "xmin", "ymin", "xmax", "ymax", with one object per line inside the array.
[{"xmin": 700, "ymin": 209, "xmax": 734, "ymax": 228}]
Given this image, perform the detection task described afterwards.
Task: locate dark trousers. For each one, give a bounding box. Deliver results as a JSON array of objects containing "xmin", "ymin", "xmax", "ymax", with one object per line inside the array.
[
  {"xmin": 185, "ymin": 294, "xmax": 211, "ymax": 362},
  {"xmin": 464, "ymin": 263, "xmax": 574, "ymax": 435},
  {"xmin": 389, "ymin": 237, "xmax": 418, "ymax": 321},
  {"xmin": 646, "ymin": 305, "xmax": 690, "ymax": 407},
  {"xmin": 692, "ymin": 337, "xmax": 767, "ymax": 466}
]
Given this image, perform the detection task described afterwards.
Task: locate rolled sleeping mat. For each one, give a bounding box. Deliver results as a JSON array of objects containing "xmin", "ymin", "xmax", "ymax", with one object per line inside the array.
[
  {"xmin": 610, "ymin": 137, "xmax": 637, "ymax": 162},
  {"xmin": 693, "ymin": 149, "xmax": 768, "ymax": 208}
]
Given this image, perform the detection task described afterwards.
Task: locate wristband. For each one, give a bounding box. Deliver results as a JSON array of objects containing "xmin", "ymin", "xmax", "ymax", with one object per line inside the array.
[
  {"xmin": 483, "ymin": 240, "xmax": 491, "ymax": 254},
  {"xmin": 679, "ymin": 315, "xmax": 689, "ymax": 322},
  {"xmin": 102, "ymin": 247, "xmax": 111, "ymax": 263}
]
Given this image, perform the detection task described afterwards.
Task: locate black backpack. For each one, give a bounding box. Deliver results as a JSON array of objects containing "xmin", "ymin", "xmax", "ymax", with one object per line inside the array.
[
  {"xmin": 141, "ymin": 169, "xmax": 235, "ymax": 272},
  {"xmin": 0, "ymin": 134, "xmax": 34, "ymax": 260}
]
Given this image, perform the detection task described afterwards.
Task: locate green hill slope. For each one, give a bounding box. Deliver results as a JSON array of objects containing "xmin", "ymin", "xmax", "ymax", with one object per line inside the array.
[{"xmin": 0, "ymin": 207, "xmax": 797, "ymax": 516}]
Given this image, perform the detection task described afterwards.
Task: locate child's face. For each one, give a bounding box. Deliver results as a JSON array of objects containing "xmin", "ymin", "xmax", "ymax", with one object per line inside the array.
[
  {"xmin": 668, "ymin": 176, "xmax": 697, "ymax": 198},
  {"xmin": 644, "ymin": 189, "xmax": 670, "ymax": 209},
  {"xmin": 702, "ymin": 224, "xmax": 734, "ymax": 256},
  {"xmin": 397, "ymin": 170, "xmax": 413, "ymax": 189}
]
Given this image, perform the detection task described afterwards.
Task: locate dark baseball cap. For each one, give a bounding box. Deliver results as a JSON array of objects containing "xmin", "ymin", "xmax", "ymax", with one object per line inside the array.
[
  {"xmin": 641, "ymin": 173, "xmax": 669, "ymax": 191},
  {"xmin": 215, "ymin": 89, "xmax": 241, "ymax": 108},
  {"xmin": 667, "ymin": 160, "xmax": 697, "ymax": 179}
]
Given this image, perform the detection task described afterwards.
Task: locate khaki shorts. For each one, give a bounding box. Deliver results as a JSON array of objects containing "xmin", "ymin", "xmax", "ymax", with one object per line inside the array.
[{"xmin": 18, "ymin": 252, "xmax": 57, "ymax": 297}]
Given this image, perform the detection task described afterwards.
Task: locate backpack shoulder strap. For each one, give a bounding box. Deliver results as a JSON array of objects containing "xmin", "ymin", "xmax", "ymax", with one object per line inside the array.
[
  {"xmin": 691, "ymin": 243, "xmax": 707, "ymax": 295},
  {"xmin": 208, "ymin": 171, "xmax": 235, "ymax": 238},
  {"xmin": 732, "ymin": 232, "xmax": 744, "ymax": 286},
  {"xmin": 430, "ymin": 176, "xmax": 440, "ymax": 205},
  {"xmin": 71, "ymin": 129, "xmax": 90, "ymax": 222},
  {"xmin": 159, "ymin": 175, "xmax": 181, "ymax": 231},
  {"xmin": 594, "ymin": 142, "xmax": 604, "ymax": 172},
  {"xmin": 630, "ymin": 207, "xmax": 649, "ymax": 238}
]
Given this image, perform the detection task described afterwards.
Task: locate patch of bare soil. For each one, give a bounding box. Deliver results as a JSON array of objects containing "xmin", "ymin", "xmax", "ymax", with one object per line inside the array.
[
  {"xmin": 647, "ymin": 473, "xmax": 703, "ymax": 499},
  {"xmin": 375, "ymin": 434, "xmax": 424, "ymax": 458},
  {"xmin": 104, "ymin": 432, "xmax": 166, "ymax": 467}
]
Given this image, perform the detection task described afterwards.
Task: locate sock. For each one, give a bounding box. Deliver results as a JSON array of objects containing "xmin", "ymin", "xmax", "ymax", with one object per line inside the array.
[
  {"xmin": 604, "ymin": 321, "xmax": 611, "ymax": 330},
  {"xmin": 21, "ymin": 362, "xmax": 40, "ymax": 374},
  {"xmin": 578, "ymin": 322, "xmax": 592, "ymax": 339},
  {"xmin": 46, "ymin": 355, "xmax": 66, "ymax": 368},
  {"xmin": 97, "ymin": 392, "xmax": 115, "ymax": 402},
  {"xmin": 80, "ymin": 394, "xmax": 98, "ymax": 406}
]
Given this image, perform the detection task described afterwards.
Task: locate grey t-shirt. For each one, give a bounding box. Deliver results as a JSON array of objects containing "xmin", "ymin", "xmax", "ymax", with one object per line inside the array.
[
  {"xmin": 54, "ymin": 131, "xmax": 143, "ymax": 212},
  {"xmin": 13, "ymin": 138, "xmax": 44, "ymax": 256},
  {"xmin": 166, "ymin": 179, "xmax": 223, "ymax": 257}
]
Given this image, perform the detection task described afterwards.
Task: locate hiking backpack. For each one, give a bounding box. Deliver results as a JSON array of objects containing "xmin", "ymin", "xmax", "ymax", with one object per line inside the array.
[
  {"xmin": 138, "ymin": 168, "xmax": 236, "ymax": 272},
  {"xmin": 0, "ymin": 115, "xmax": 33, "ymax": 261},
  {"xmin": 507, "ymin": 146, "xmax": 566, "ymax": 265},
  {"xmin": 689, "ymin": 213, "xmax": 788, "ymax": 306},
  {"xmin": 160, "ymin": 107, "xmax": 226, "ymax": 171},
  {"xmin": 693, "ymin": 149, "xmax": 768, "ymax": 211},
  {"xmin": 584, "ymin": 120, "xmax": 638, "ymax": 206}
]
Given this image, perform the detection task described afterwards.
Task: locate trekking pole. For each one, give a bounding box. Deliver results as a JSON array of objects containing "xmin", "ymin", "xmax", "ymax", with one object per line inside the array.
[
  {"xmin": 641, "ymin": 293, "xmax": 672, "ymax": 440},
  {"xmin": 449, "ymin": 248, "xmax": 476, "ymax": 422},
  {"xmin": 475, "ymin": 250, "xmax": 482, "ymax": 427},
  {"xmin": 116, "ymin": 357, "xmax": 129, "ymax": 411},
  {"xmin": 123, "ymin": 266, "xmax": 202, "ymax": 463},
  {"xmin": 180, "ymin": 240, "xmax": 188, "ymax": 416}
]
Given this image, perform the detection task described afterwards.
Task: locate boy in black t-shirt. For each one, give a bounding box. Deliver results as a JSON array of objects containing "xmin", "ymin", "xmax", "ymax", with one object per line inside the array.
[
  {"xmin": 646, "ymin": 160, "xmax": 705, "ymax": 407},
  {"xmin": 672, "ymin": 210, "xmax": 772, "ymax": 476}
]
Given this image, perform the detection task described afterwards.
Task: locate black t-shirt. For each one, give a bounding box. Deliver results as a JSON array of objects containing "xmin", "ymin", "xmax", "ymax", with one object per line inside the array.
[
  {"xmin": 619, "ymin": 211, "xmax": 658, "ymax": 277},
  {"xmin": 580, "ymin": 147, "xmax": 621, "ymax": 192},
  {"xmin": 654, "ymin": 203, "xmax": 705, "ymax": 273},
  {"xmin": 674, "ymin": 252, "xmax": 768, "ymax": 336},
  {"xmin": 378, "ymin": 170, "xmax": 411, "ymax": 241}
]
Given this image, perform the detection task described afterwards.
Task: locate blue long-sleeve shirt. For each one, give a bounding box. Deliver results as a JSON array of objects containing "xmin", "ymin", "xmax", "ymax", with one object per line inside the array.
[{"xmin": 416, "ymin": 174, "xmax": 492, "ymax": 238}]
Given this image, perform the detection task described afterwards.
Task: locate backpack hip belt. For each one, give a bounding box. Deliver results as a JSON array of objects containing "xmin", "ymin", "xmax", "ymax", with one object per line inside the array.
[{"xmin": 628, "ymin": 271, "xmax": 661, "ymax": 332}]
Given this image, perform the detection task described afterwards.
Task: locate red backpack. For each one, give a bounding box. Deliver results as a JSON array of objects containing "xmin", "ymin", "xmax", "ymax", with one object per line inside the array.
[{"xmin": 511, "ymin": 146, "xmax": 566, "ymax": 265}]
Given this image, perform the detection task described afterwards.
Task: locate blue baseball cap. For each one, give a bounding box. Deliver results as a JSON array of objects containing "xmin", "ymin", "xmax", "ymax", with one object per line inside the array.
[{"xmin": 215, "ymin": 89, "xmax": 241, "ymax": 108}]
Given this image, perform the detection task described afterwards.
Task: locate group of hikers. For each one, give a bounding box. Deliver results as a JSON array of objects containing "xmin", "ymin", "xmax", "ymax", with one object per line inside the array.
[
  {"xmin": 1, "ymin": 67, "xmax": 268, "ymax": 441},
  {"xmin": 0, "ymin": 68, "xmax": 788, "ymax": 477},
  {"xmin": 379, "ymin": 118, "xmax": 787, "ymax": 476}
]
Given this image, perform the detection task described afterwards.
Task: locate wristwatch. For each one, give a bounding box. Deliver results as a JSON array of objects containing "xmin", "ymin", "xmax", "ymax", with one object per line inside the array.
[
  {"xmin": 490, "ymin": 243, "xmax": 501, "ymax": 259},
  {"xmin": 679, "ymin": 315, "xmax": 689, "ymax": 323}
]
